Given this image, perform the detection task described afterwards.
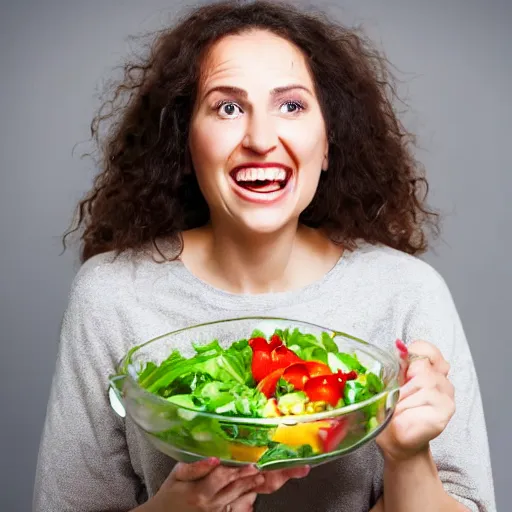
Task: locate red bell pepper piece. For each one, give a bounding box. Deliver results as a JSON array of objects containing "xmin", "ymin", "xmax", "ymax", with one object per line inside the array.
[
  {"xmin": 303, "ymin": 370, "xmax": 357, "ymax": 406},
  {"xmin": 304, "ymin": 374, "xmax": 344, "ymax": 406},
  {"xmin": 248, "ymin": 337, "xmax": 275, "ymax": 382},
  {"xmin": 270, "ymin": 345, "xmax": 302, "ymax": 372},
  {"xmin": 340, "ymin": 370, "xmax": 357, "ymax": 381},
  {"xmin": 302, "ymin": 361, "xmax": 332, "ymax": 378},
  {"xmin": 249, "ymin": 337, "xmax": 273, "ymax": 351},
  {"xmin": 249, "ymin": 335, "xmax": 302, "ymax": 382},
  {"xmin": 268, "ymin": 334, "xmax": 283, "ymax": 350},
  {"xmin": 318, "ymin": 418, "xmax": 349, "ymax": 452},
  {"xmin": 248, "ymin": 338, "xmax": 272, "ymax": 382},
  {"xmin": 256, "ymin": 367, "xmax": 286, "ymax": 398},
  {"xmin": 250, "ymin": 350, "xmax": 272, "ymax": 383},
  {"xmin": 249, "ymin": 335, "xmax": 352, "ymax": 397},
  {"xmin": 282, "ymin": 363, "xmax": 310, "ymax": 390},
  {"xmin": 282, "ymin": 361, "xmax": 332, "ymax": 390}
]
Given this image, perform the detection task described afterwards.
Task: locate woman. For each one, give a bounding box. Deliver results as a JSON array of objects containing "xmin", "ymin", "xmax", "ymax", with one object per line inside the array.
[{"xmin": 34, "ymin": 1, "xmax": 495, "ymax": 511}]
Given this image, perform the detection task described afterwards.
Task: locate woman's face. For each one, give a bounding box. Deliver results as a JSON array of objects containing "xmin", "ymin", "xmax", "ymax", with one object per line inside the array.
[{"xmin": 189, "ymin": 29, "xmax": 328, "ymax": 235}]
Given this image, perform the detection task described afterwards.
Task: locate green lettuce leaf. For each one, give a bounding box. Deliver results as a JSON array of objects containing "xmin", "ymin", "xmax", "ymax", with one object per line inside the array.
[
  {"xmin": 274, "ymin": 328, "xmax": 338, "ymax": 354},
  {"xmin": 193, "ymin": 339, "xmax": 223, "ymax": 356},
  {"xmin": 257, "ymin": 442, "xmax": 314, "ymax": 464},
  {"xmin": 274, "ymin": 377, "xmax": 295, "ymax": 398},
  {"xmin": 366, "ymin": 372, "xmax": 384, "ymax": 393},
  {"xmin": 250, "ymin": 329, "xmax": 267, "ymax": 339}
]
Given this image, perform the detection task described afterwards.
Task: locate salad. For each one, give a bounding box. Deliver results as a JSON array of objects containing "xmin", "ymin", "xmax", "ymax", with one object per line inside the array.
[{"xmin": 126, "ymin": 327, "xmax": 388, "ymax": 464}]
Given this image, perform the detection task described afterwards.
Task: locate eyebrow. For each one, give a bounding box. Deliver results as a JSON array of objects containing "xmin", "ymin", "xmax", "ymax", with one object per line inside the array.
[{"xmin": 202, "ymin": 84, "xmax": 313, "ymax": 101}]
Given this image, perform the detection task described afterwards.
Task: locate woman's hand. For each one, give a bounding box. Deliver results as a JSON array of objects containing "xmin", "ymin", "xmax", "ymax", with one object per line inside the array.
[
  {"xmin": 147, "ymin": 458, "xmax": 261, "ymax": 512},
  {"xmin": 376, "ymin": 340, "xmax": 455, "ymax": 462},
  {"xmin": 144, "ymin": 457, "xmax": 309, "ymax": 512},
  {"xmin": 251, "ymin": 466, "xmax": 310, "ymax": 494}
]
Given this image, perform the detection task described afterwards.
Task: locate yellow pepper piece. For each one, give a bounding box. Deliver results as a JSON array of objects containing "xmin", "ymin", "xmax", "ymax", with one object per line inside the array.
[
  {"xmin": 271, "ymin": 421, "xmax": 331, "ymax": 453},
  {"xmin": 229, "ymin": 443, "xmax": 268, "ymax": 462}
]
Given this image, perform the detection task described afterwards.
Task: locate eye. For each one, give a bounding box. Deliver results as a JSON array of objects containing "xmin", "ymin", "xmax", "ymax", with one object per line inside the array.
[
  {"xmin": 216, "ymin": 101, "xmax": 243, "ymax": 119},
  {"xmin": 279, "ymin": 101, "xmax": 305, "ymax": 114}
]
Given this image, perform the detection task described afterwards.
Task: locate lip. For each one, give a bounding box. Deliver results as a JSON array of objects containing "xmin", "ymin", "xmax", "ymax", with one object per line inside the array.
[{"xmin": 229, "ymin": 162, "xmax": 295, "ymax": 205}]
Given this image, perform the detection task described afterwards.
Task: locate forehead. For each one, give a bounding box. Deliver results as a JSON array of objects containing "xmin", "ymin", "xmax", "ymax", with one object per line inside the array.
[{"xmin": 198, "ymin": 29, "xmax": 314, "ymax": 91}]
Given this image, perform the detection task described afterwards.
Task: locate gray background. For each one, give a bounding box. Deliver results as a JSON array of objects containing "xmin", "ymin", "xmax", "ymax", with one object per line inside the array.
[{"xmin": 1, "ymin": 1, "xmax": 510, "ymax": 510}]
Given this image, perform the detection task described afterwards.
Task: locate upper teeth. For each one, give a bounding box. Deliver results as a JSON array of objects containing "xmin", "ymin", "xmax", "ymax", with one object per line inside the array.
[{"xmin": 234, "ymin": 168, "xmax": 288, "ymax": 182}]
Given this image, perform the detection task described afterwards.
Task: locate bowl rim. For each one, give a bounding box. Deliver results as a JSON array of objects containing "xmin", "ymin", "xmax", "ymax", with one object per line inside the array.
[{"xmin": 114, "ymin": 316, "xmax": 401, "ymax": 426}]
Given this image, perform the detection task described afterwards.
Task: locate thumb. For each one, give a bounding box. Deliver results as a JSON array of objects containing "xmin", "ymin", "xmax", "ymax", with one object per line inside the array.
[{"xmin": 171, "ymin": 457, "xmax": 220, "ymax": 482}]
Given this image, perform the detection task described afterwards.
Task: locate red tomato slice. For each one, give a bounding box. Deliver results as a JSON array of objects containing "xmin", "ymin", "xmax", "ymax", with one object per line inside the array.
[
  {"xmin": 282, "ymin": 363, "xmax": 310, "ymax": 390},
  {"xmin": 256, "ymin": 368, "xmax": 286, "ymax": 398},
  {"xmin": 304, "ymin": 374, "xmax": 344, "ymax": 406}
]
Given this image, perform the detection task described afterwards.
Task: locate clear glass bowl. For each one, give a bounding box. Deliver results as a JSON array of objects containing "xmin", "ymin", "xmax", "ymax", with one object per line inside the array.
[{"xmin": 109, "ymin": 317, "xmax": 401, "ymax": 470}]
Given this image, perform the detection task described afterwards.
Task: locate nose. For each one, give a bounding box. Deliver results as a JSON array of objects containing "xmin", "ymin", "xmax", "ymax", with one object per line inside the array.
[{"xmin": 242, "ymin": 111, "xmax": 278, "ymax": 155}]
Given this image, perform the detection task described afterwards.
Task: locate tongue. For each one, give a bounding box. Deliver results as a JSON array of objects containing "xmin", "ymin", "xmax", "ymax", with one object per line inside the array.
[{"xmin": 239, "ymin": 180, "xmax": 282, "ymax": 193}]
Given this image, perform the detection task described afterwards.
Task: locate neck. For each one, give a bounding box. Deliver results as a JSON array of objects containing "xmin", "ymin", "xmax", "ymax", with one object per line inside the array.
[
  {"xmin": 208, "ymin": 219, "xmax": 301, "ymax": 294},
  {"xmin": 180, "ymin": 219, "xmax": 344, "ymax": 295}
]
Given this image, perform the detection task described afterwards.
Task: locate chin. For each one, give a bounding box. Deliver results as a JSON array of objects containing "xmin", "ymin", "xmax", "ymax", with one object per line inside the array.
[{"xmin": 234, "ymin": 210, "xmax": 297, "ymax": 236}]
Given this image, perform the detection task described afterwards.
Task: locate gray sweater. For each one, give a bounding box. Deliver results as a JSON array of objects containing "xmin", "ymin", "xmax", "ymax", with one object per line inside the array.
[{"xmin": 33, "ymin": 243, "xmax": 496, "ymax": 511}]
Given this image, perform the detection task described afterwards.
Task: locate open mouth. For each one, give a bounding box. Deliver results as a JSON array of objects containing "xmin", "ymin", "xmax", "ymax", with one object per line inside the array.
[{"xmin": 230, "ymin": 167, "xmax": 291, "ymax": 194}]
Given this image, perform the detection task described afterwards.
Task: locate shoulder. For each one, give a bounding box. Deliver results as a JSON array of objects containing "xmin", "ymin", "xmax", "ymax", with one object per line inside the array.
[
  {"xmin": 67, "ymin": 249, "xmax": 170, "ymax": 311},
  {"xmin": 70, "ymin": 251, "xmax": 133, "ymax": 300},
  {"xmin": 349, "ymin": 245, "xmax": 464, "ymax": 350},
  {"xmin": 350, "ymin": 243, "xmax": 452, "ymax": 300}
]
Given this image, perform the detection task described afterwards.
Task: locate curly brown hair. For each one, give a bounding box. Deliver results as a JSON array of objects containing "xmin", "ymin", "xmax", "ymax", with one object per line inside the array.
[{"xmin": 66, "ymin": 0, "xmax": 439, "ymax": 262}]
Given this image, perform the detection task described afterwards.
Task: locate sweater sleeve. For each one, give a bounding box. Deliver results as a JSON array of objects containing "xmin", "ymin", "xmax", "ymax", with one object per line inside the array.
[
  {"xmin": 400, "ymin": 269, "xmax": 496, "ymax": 512},
  {"xmin": 33, "ymin": 262, "xmax": 142, "ymax": 511}
]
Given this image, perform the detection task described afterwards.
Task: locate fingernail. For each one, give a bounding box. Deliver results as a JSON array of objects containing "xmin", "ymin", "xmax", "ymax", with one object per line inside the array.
[
  {"xmin": 207, "ymin": 457, "xmax": 219, "ymax": 465},
  {"xmin": 255, "ymin": 475, "xmax": 265, "ymax": 485},
  {"xmin": 396, "ymin": 339, "xmax": 408, "ymax": 358}
]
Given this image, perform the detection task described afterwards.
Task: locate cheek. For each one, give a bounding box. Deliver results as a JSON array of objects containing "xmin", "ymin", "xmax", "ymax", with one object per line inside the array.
[
  {"xmin": 284, "ymin": 121, "xmax": 326, "ymax": 207},
  {"xmin": 279, "ymin": 118, "xmax": 327, "ymax": 167},
  {"xmin": 188, "ymin": 120, "xmax": 245, "ymax": 207},
  {"xmin": 298, "ymin": 169, "xmax": 323, "ymax": 211},
  {"xmin": 189, "ymin": 121, "xmax": 242, "ymax": 173}
]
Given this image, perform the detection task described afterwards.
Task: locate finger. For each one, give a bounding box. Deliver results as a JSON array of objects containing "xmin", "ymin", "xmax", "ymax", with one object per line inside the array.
[
  {"xmin": 400, "ymin": 372, "xmax": 455, "ymax": 402},
  {"xmin": 213, "ymin": 474, "xmax": 264, "ymax": 507},
  {"xmin": 201, "ymin": 464, "xmax": 260, "ymax": 498},
  {"xmin": 396, "ymin": 387, "xmax": 438, "ymax": 415},
  {"xmin": 280, "ymin": 466, "xmax": 311, "ymax": 480},
  {"xmin": 231, "ymin": 491, "xmax": 258, "ymax": 512},
  {"xmin": 392, "ymin": 404, "xmax": 455, "ymax": 446},
  {"xmin": 395, "ymin": 387, "xmax": 454, "ymax": 417},
  {"xmin": 407, "ymin": 340, "xmax": 450, "ymax": 376},
  {"xmin": 442, "ymin": 377, "xmax": 455, "ymax": 399},
  {"xmin": 254, "ymin": 466, "xmax": 310, "ymax": 494},
  {"xmin": 171, "ymin": 457, "xmax": 220, "ymax": 482},
  {"xmin": 406, "ymin": 357, "xmax": 431, "ymax": 379}
]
